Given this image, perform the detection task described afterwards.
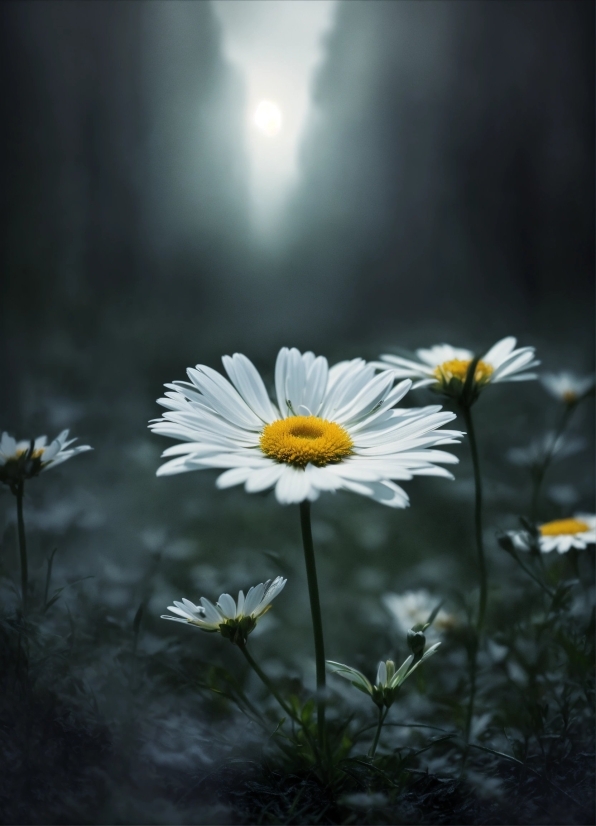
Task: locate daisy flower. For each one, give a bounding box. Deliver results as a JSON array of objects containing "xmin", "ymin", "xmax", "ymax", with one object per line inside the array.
[
  {"xmin": 504, "ymin": 515, "xmax": 596, "ymax": 555},
  {"xmin": 382, "ymin": 590, "xmax": 458, "ymax": 642},
  {"xmin": 375, "ymin": 337, "xmax": 539, "ymax": 402},
  {"xmin": 149, "ymin": 348, "xmax": 463, "ymax": 508},
  {"xmin": 0, "ymin": 430, "xmax": 92, "ymax": 491},
  {"xmin": 327, "ymin": 644, "xmax": 441, "ymax": 709},
  {"xmin": 537, "ymin": 515, "xmax": 596, "ymax": 553},
  {"xmin": 540, "ymin": 372, "xmax": 595, "ymax": 405},
  {"xmin": 161, "ymin": 576, "xmax": 286, "ymax": 646}
]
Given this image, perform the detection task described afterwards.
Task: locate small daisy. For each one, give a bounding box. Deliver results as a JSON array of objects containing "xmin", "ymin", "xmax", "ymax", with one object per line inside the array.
[
  {"xmin": 504, "ymin": 515, "xmax": 596, "ymax": 555},
  {"xmin": 382, "ymin": 590, "xmax": 458, "ymax": 641},
  {"xmin": 0, "ymin": 430, "xmax": 92, "ymax": 491},
  {"xmin": 150, "ymin": 348, "xmax": 463, "ymax": 508},
  {"xmin": 161, "ymin": 576, "xmax": 286, "ymax": 645},
  {"xmin": 540, "ymin": 372, "xmax": 595, "ymax": 405},
  {"xmin": 537, "ymin": 515, "xmax": 596, "ymax": 554},
  {"xmin": 327, "ymin": 644, "xmax": 441, "ymax": 708},
  {"xmin": 376, "ymin": 337, "xmax": 539, "ymax": 401}
]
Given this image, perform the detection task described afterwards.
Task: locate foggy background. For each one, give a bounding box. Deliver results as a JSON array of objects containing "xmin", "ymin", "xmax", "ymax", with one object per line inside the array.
[{"xmin": 1, "ymin": 0, "xmax": 593, "ymax": 412}]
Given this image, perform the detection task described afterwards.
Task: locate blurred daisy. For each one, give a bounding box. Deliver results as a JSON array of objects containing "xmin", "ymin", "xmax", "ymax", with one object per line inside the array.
[
  {"xmin": 506, "ymin": 433, "xmax": 585, "ymax": 469},
  {"xmin": 376, "ymin": 337, "xmax": 539, "ymax": 401},
  {"xmin": 505, "ymin": 515, "xmax": 596, "ymax": 555},
  {"xmin": 0, "ymin": 430, "xmax": 92, "ymax": 490},
  {"xmin": 327, "ymin": 645, "xmax": 440, "ymax": 708},
  {"xmin": 538, "ymin": 515, "xmax": 596, "ymax": 553},
  {"xmin": 150, "ymin": 348, "xmax": 463, "ymax": 508},
  {"xmin": 383, "ymin": 590, "xmax": 458, "ymax": 641},
  {"xmin": 161, "ymin": 576, "xmax": 286, "ymax": 645},
  {"xmin": 540, "ymin": 372, "xmax": 595, "ymax": 405}
]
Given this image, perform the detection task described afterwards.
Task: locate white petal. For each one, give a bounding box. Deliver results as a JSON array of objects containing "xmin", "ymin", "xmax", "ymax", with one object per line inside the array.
[
  {"xmin": 274, "ymin": 465, "xmax": 313, "ymax": 505},
  {"xmin": 222, "ymin": 353, "xmax": 278, "ymax": 423},
  {"xmin": 217, "ymin": 593, "xmax": 237, "ymax": 619},
  {"xmin": 216, "ymin": 466, "xmax": 254, "ymax": 489},
  {"xmin": 244, "ymin": 463, "xmax": 286, "ymax": 493},
  {"xmin": 482, "ymin": 337, "xmax": 517, "ymax": 367},
  {"xmin": 244, "ymin": 582, "xmax": 266, "ymax": 616}
]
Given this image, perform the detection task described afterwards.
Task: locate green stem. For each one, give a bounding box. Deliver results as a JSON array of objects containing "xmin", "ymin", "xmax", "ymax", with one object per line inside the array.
[
  {"xmin": 463, "ymin": 634, "xmax": 478, "ymax": 747},
  {"xmin": 299, "ymin": 501, "xmax": 327, "ymax": 751},
  {"xmin": 16, "ymin": 481, "xmax": 28, "ymax": 614},
  {"xmin": 459, "ymin": 403, "xmax": 486, "ymax": 772},
  {"xmin": 461, "ymin": 405, "xmax": 487, "ymax": 633},
  {"xmin": 530, "ymin": 404, "xmax": 575, "ymax": 523},
  {"xmin": 239, "ymin": 643, "xmax": 297, "ymax": 722},
  {"xmin": 369, "ymin": 706, "xmax": 388, "ymax": 758}
]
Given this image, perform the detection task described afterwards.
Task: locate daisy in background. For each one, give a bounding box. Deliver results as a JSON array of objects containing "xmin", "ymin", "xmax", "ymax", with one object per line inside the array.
[
  {"xmin": 150, "ymin": 347, "xmax": 463, "ymax": 509},
  {"xmin": 504, "ymin": 515, "xmax": 596, "ymax": 555},
  {"xmin": 376, "ymin": 336, "xmax": 538, "ymax": 753},
  {"xmin": 538, "ymin": 515, "xmax": 595, "ymax": 554},
  {"xmin": 375, "ymin": 336, "xmax": 539, "ymax": 404},
  {"xmin": 0, "ymin": 429, "xmax": 92, "ymax": 613},
  {"xmin": 541, "ymin": 372, "xmax": 595, "ymax": 406},
  {"xmin": 383, "ymin": 590, "xmax": 458, "ymax": 643},
  {"xmin": 0, "ymin": 430, "xmax": 92, "ymax": 492},
  {"xmin": 162, "ymin": 576, "xmax": 286, "ymax": 646}
]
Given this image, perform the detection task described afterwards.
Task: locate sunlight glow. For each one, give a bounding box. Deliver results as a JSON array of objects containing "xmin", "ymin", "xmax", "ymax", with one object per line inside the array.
[
  {"xmin": 254, "ymin": 100, "xmax": 283, "ymax": 137},
  {"xmin": 212, "ymin": 0, "xmax": 338, "ymax": 237}
]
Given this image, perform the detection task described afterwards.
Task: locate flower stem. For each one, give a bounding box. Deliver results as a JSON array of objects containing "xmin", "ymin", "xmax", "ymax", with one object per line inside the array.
[
  {"xmin": 461, "ymin": 405, "xmax": 487, "ymax": 633},
  {"xmin": 530, "ymin": 404, "xmax": 575, "ymax": 523},
  {"xmin": 239, "ymin": 643, "xmax": 297, "ymax": 722},
  {"xmin": 299, "ymin": 500, "xmax": 327, "ymax": 751},
  {"xmin": 369, "ymin": 706, "xmax": 388, "ymax": 758},
  {"xmin": 16, "ymin": 481, "xmax": 28, "ymax": 614},
  {"xmin": 460, "ymin": 403, "xmax": 486, "ymax": 767}
]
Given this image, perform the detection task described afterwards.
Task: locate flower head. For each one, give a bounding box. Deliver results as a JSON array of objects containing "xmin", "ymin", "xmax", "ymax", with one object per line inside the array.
[
  {"xmin": 161, "ymin": 576, "xmax": 286, "ymax": 645},
  {"xmin": 150, "ymin": 348, "xmax": 463, "ymax": 508},
  {"xmin": 382, "ymin": 590, "xmax": 458, "ymax": 642},
  {"xmin": 0, "ymin": 430, "xmax": 92, "ymax": 492},
  {"xmin": 540, "ymin": 372, "xmax": 595, "ymax": 405},
  {"xmin": 376, "ymin": 337, "xmax": 539, "ymax": 404},
  {"xmin": 327, "ymin": 643, "xmax": 440, "ymax": 708},
  {"xmin": 503, "ymin": 515, "xmax": 596, "ymax": 555}
]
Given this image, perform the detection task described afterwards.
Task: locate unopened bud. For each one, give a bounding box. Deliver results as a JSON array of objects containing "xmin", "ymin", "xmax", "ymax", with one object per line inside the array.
[{"xmin": 407, "ymin": 629, "xmax": 426, "ymax": 656}]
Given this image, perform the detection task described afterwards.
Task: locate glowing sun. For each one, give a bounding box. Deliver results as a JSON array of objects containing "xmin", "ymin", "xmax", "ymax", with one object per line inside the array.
[{"xmin": 254, "ymin": 100, "xmax": 283, "ymax": 137}]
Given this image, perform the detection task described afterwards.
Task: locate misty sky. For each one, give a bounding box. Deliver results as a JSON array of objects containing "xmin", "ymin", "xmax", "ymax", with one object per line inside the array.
[{"xmin": 0, "ymin": 0, "xmax": 593, "ymax": 421}]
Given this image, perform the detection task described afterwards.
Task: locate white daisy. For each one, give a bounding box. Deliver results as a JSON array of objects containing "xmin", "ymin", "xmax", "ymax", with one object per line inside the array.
[
  {"xmin": 504, "ymin": 515, "xmax": 596, "ymax": 555},
  {"xmin": 375, "ymin": 337, "xmax": 539, "ymax": 400},
  {"xmin": 540, "ymin": 372, "xmax": 595, "ymax": 405},
  {"xmin": 0, "ymin": 430, "xmax": 92, "ymax": 490},
  {"xmin": 382, "ymin": 590, "xmax": 458, "ymax": 642},
  {"xmin": 327, "ymin": 644, "xmax": 441, "ymax": 708},
  {"xmin": 537, "ymin": 515, "xmax": 596, "ymax": 554},
  {"xmin": 149, "ymin": 347, "xmax": 463, "ymax": 508},
  {"xmin": 161, "ymin": 576, "xmax": 287, "ymax": 645}
]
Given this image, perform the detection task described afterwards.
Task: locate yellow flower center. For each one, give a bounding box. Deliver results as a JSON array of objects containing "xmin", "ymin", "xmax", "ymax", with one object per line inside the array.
[
  {"xmin": 260, "ymin": 416, "xmax": 354, "ymax": 468},
  {"xmin": 562, "ymin": 390, "xmax": 577, "ymax": 404},
  {"xmin": 433, "ymin": 358, "xmax": 494, "ymax": 386},
  {"xmin": 539, "ymin": 518, "xmax": 589, "ymax": 536}
]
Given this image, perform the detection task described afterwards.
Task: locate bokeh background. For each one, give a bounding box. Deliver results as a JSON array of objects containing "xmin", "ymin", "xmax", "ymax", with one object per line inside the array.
[{"xmin": 0, "ymin": 1, "xmax": 594, "ymax": 822}]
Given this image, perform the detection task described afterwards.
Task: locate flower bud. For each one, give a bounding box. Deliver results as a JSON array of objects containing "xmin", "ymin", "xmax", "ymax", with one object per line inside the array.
[{"xmin": 407, "ymin": 629, "xmax": 426, "ymax": 656}]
